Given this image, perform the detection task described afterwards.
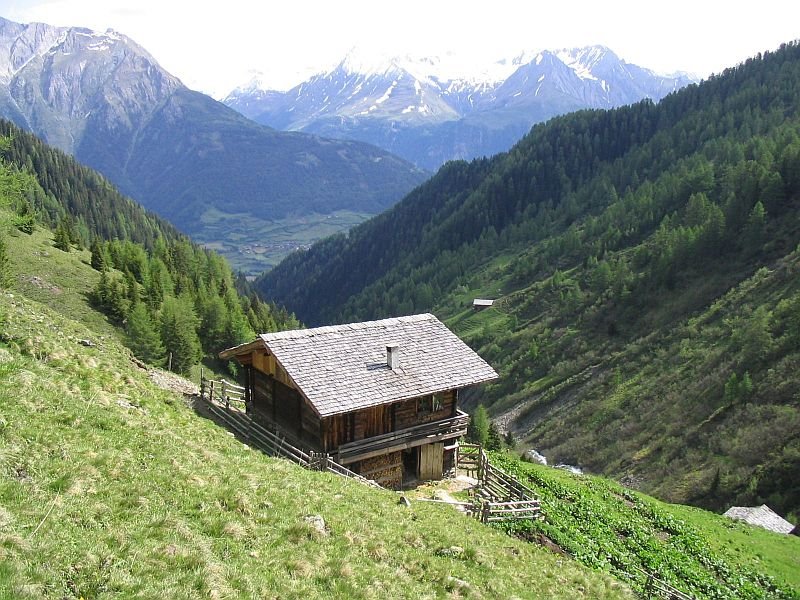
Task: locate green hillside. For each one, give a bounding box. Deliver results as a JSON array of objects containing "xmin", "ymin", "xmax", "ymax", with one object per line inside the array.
[
  {"xmin": 489, "ymin": 452, "xmax": 800, "ymax": 598},
  {"xmin": 0, "ymin": 127, "xmax": 298, "ymax": 379},
  {"xmin": 1, "ymin": 225, "xmax": 797, "ymax": 599},
  {"xmin": 256, "ymin": 42, "xmax": 800, "ymax": 517},
  {"xmin": 0, "ymin": 267, "xmax": 629, "ymax": 598},
  {"xmin": 0, "ymin": 120, "xmax": 181, "ymax": 250},
  {"xmin": 0, "ymin": 138, "xmax": 795, "ymax": 599}
]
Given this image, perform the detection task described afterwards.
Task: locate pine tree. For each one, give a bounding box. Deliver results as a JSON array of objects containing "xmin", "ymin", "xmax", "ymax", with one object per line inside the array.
[
  {"xmin": 53, "ymin": 222, "xmax": 71, "ymax": 251},
  {"xmin": 90, "ymin": 238, "xmax": 109, "ymax": 271},
  {"xmin": 744, "ymin": 201, "xmax": 767, "ymax": 252},
  {"xmin": 0, "ymin": 233, "xmax": 12, "ymax": 288},
  {"xmin": 467, "ymin": 404, "xmax": 490, "ymax": 448},
  {"xmin": 160, "ymin": 294, "xmax": 202, "ymax": 374},
  {"xmin": 487, "ymin": 421, "xmax": 503, "ymax": 451},
  {"xmin": 126, "ymin": 303, "xmax": 166, "ymax": 366}
]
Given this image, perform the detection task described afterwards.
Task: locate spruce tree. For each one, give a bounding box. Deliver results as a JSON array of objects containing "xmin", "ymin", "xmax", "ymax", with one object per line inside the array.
[
  {"xmin": 160, "ymin": 294, "xmax": 202, "ymax": 374},
  {"xmin": 487, "ymin": 420, "xmax": 503, "ymax": 451},
  {"xmin": 53, "ymin": 222, "xmax": 71, "ymax": 251},
  {"xmin": 0, "ymin": 233, "xmax": 11, "ymax": 288},
  {"xmin": 127, "ymin": 303, "xmax": 166, "ymax": 366},
  {"xmin": 467, "ymin": 405, "xmax": 490, "ymax": 448},
  {"xmin": 90, "ymin": 238, "xmax": 108, "ymax": 271}
]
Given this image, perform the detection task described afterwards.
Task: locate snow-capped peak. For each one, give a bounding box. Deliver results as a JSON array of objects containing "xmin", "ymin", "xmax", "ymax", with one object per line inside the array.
[
  {"xmin": 229, "ymin": 70, "xmax": 272, "ymax": 95},
  {"xmin": 553, "ymin": 45, "xmax": 616, "ymax": 81},
  {"xmin": 328, "ymin": 47, "xmax": 517, "ymax": 86},
  {"xmin": 338, "ymin": 47, "xmax": 403, "ymax": 78}
]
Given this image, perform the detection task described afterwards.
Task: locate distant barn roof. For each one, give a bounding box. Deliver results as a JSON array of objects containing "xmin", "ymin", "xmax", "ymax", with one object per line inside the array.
[
  {"xmin": 723, "ymin": 505, "xmax": 795, "ymax": 534},
  {"xmin": 220, "ymin": 313, "xmax": 498, "ymax": 417},
  {"xmin": 472, "ymin": 298, "xmax": 495, "ymax": 307}
]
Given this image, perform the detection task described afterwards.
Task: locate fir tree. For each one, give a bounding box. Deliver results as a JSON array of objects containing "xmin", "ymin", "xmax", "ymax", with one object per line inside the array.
[
  {"xmin": 160, "ymin": 294, "xmax": 202, "ymax": 374},
  {"xmin": 487, "ymin": 421, "xmax": 503, "ymax": 451},
  {"xmin": 126, "ymin": 303, "xmax": 166, "ymax": 366},
  {"xmin": 467, "ymin": 404, "xmax": 490, "ymax": 448},
  {"xmin": 0, "ymin": 233, "xmax": 11, "ymax": 288},
  {"xmin": 53, "ymin": 222, "xmax": 71, "ymax": 251},
  {"xmin": 90, "ymin": 238, "xmax": 109, "ymax": 271}
]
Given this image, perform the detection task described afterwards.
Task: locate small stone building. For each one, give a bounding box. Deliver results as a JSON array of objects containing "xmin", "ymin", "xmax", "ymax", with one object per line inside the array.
[{"xmin": 220, "ymin": 313, "xmax": 498, "ymax": 488}]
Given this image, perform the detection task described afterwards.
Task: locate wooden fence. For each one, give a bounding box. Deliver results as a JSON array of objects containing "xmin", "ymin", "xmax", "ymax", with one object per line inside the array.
[
  {"xmin": 459, "ymin": 445, "xmax": 690, "ymax": 597},
  {"xmin": 632, "ymin": 566, "xmax": 694, "ymax": 600},
  {"xmin": 457, "ymin": 443, "xmax": 541, "ymax": 523},
  {"xmin": 200, "ymin": 371, "xmax": 247, "ymax": 409},
  {"xmin": 198, "ymin": 374, "xmax": 379, "ymax": 488}
]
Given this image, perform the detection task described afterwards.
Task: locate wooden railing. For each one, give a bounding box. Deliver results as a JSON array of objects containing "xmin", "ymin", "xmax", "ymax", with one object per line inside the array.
[
  {"xmin": 457, "ymin": 443, "xmax": 541, "ymax": 524},
  {"xmin": 198, "ymin": 377, "xmax": 379, "ymax": 488},
  {"xmin": 632, "ymin": 566, "xmax": 694, "ymax": 600},
  {"xmin": 337, "ymin": 410, "xmax": 469, "ymax": 464},
  {"xmin": 200, "ymin": 371, "xmax": 246, "ymax": 409}
]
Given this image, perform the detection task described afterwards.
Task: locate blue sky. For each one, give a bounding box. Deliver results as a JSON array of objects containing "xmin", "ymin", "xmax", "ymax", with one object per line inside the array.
[{"xmin": 5, "ymin": 0, "xmax": 800, "ymax": 97}]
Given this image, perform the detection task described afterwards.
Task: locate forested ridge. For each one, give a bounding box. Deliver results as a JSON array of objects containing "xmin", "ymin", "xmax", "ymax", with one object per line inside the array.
[
  {"xmin": 0, "ymin": 120, "xmax": 182, "ymax": 249},
  {"xmin": 0, "ymin": 122, "xmax": 297, "ymax": 374},
  {"xmin": 258, "ymin": 42, "xmax": 800, "ymax": 517}
]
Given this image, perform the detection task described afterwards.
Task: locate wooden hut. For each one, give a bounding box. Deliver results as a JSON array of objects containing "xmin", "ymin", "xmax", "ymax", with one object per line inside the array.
[
  {"xmin": 472, "ymin": 299, "xmax": 495, "ymax": 311},
  {"xmin": 220, "ymin": 313, "xmax": 498, "ymax": 488}
]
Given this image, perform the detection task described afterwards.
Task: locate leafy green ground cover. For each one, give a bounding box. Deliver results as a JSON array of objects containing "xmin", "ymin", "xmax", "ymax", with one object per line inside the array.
[
  {"xmin": 487, "ymin": 452, "xmax": 800, "ymax": 599},
  {"xmin": 0, "ymin": 290, "xmax": 631, "ymax": 598}
]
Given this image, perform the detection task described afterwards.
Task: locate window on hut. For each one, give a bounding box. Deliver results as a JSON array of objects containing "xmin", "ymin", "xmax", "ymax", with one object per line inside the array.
[{"xmin": 418, "ymin": 394, "xmax": 443, "ymax": 414}]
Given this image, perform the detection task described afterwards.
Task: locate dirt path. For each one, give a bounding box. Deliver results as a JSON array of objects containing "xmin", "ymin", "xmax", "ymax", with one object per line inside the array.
[{"xmin": 131, "ymin": 356, "xmax": 199, "ymax": 397}]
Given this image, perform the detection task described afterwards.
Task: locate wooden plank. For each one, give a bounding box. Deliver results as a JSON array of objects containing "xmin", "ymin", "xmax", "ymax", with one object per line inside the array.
[{"xmin": 418, "ymin": 443, "xmax": 444, "ymax": 480}]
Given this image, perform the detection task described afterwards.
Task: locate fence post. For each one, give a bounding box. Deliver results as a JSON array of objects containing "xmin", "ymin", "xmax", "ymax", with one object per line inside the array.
[
  {"xmin": 644, "ymin": 573, "xmax": 652, "ymax": 596},
  {"xmin": 209, "ymin": 380, "xmax": 215, "ymax": 403},
  {"xmin": 481, "ymin": 501, "xmax": 490, "ymax": 524},
  {"xmin": 199, "ymin": 368, "xmax": 205, "ymax": 399},
  {"xmin": 222, "ymin": 380, "xmax": 229, "ymax": 409}
]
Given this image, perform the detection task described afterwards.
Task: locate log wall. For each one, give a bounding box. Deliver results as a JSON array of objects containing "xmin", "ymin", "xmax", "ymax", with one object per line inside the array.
[
  {"xmin": 394, "ymin": 389, "xmax": 457, "ymax": 429},
  {"xmin": 322, "ymin": 389, "xmax": 459, "ymax": 452},
  {"xmin": 250, "ymin": 360, "xmax": 322, "ymax": 451}
]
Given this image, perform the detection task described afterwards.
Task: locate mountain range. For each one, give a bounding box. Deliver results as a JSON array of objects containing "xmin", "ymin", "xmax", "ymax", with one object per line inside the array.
[
  {"xmin": 0, "ymin": 17, "xmax": 427, "ymax": 272},
  {"xmin": 224, "ymin": 46, "xmax": 696, "ymax": 170},
  {"xmin": 256, "ymin": 41, "xmax": 800, "ymax": 518}
]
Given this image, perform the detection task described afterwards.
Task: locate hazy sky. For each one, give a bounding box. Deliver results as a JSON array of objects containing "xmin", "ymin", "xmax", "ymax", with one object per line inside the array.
[{"xmin": 5, "ymin": 0, "xmax": 800, "ymax": 97}]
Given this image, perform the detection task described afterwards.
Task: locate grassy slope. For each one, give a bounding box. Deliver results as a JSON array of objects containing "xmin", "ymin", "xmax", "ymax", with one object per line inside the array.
[
  {"xmin": 2, "ymin": 217, "xmax": 230, "ymax": 382},
  {"xmin": 488, "ymin": 453, "xmax": 800, "ymax": 599},
  {"xmin": 469, "ymin": 242, "xmax": 798, "ymax": 510},
  {"xmin": 0, "ymin": 230, "xmax": 629, "ymax": 598}
]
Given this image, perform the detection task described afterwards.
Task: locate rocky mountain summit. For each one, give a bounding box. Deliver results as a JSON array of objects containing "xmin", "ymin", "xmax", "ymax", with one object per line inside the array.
[
  {"xmin": 0, "ymin": 17, "xmax": 426, "ymax": 245},
  {"xmin": 225, "ymin": 45, "xmax": 695, "ymax": 169}
]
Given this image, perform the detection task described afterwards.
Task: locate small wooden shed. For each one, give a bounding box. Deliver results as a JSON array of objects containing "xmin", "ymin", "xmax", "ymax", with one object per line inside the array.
[
  {"xmin": 472, "ymin": 299, "xmax": 495, "ymax": 311},
  {"xmin": 220, "ymin": 313, "xmax": 498, "ymax": 488}
]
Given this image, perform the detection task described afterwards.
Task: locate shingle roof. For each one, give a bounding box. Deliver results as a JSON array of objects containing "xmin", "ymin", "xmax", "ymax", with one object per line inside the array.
[
  {"xmin": 723, "ymin": 505, "xmax": 795, "ymax": 534},
  {"xmin": 228, "ymin": 313, "xmax": 498, "ymax": 417}
]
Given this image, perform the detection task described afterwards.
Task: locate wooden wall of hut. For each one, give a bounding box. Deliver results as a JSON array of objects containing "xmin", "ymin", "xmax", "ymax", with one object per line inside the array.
[
  {"xmin": 394, "ymin": 390, "xmax": 457, "ymax": 429},
  {"xmin": 250, "ymin": 368, "xmax": 322, "ymax": 451},
  {"xmin": 321, "ymin": 389, "xmax": 459, "ymax": 452}
]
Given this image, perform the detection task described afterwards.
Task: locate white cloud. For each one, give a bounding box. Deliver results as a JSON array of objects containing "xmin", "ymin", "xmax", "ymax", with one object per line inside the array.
[{"xmin": 6, "ymin": 0, "xmax": 800, "ymax": 97}]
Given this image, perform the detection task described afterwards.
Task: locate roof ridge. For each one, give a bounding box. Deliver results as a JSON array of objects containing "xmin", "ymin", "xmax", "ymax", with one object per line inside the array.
[{"xmin": 259, "ymin": 313, "xmax": 436, "ymax": 341}]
